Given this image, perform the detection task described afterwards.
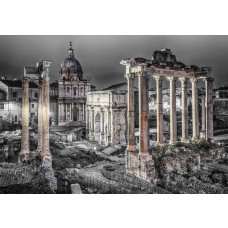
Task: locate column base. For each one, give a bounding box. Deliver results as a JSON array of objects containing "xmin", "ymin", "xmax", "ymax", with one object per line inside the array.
[
  {"xmin": 169, "ymin": 140, "xmax": 177, "ymax": 145},
  {"xmin": 126, "ymin": 145, "xmax": 137, "ymax": 152},
  {"xmin": 181, "ymin": 139, "xmax": 189, "ymax": 143},
  {"xmin": 125, "ymin": 150, "xmax": 157, "ymax": 183},
  {"xmin": 19, "ymin": 150, "xmax": 30, "ymax": 163},
  {"xmin": 37, "ymin": 147, "xmax": 42, "ymax": 154},
  {"xmin": 42, "ymin": 151, "xmax": 52, "ymax": 168}
]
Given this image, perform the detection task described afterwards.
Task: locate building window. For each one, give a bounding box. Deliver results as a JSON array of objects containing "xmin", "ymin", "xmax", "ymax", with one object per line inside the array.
[
  {"xmin": 35, "ymin": 93, "xmax": 38, "ymax": 98},
  {"xmin": 67, "ymin": 87, "xmax": 70, "ymax": 94},
  {"xmin": 13, "ymin": 92, "xmax": 17, "ymax": 98},
  {"xmin": 0, "ymin": 104, "xmax": 4, "ymax": 109},
  {"xmin": 74, "ymin": 88, "xmax": 77, "ymax": 96},
  {"xmin": 32, "ymin": 104, "xmax": 34, "ymax": 108},
  {"xmin": 15, "ymin": 116, "xmax": 17, "ymax": 122}
]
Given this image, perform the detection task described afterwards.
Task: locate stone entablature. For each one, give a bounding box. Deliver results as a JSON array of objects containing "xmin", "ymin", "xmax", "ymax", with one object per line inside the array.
[{"xmin": 86, "ymin": 90, "xmax": 127, "ymax": 147}]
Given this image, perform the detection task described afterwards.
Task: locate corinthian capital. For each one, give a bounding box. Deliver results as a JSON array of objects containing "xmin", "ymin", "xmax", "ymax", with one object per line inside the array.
[{"xmin": 124, "ymin": 73, "xmax": 135, "ymax": 80}]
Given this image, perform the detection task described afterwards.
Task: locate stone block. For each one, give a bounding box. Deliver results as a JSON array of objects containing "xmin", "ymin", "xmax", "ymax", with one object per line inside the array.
[{"xmin": 71, "ymin": 183, "xmax": 83, "ymax": 194}]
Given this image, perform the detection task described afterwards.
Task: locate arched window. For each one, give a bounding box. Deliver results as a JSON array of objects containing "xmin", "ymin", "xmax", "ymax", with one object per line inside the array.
[{"xmin": 74, "ymin": 88, "xmax": 77, "ymax": 96}]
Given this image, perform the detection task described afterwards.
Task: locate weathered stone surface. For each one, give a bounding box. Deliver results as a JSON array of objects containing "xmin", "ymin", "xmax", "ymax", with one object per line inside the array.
[{"xmin": 71, "ymin": 183, "xmax": 83, "ymax": 194}]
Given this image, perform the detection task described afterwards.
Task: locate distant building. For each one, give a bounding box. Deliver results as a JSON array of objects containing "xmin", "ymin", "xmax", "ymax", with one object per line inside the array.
[
  {"xmin": 0, "ymin": 78, "xmax": 38, "ymax": 127},
  {"xmin": 57, "ymin": 42, "xmax": 94, "ymax": 126}
]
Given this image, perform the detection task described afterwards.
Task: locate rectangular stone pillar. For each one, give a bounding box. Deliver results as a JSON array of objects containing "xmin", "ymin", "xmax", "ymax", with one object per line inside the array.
[
  {"xmin": 180, "ymin": 78, "xmax": 189, "ymax": 142},
  {"xmin": 37, "ymin": 77, "xmax": 43, "ymax": 152},
  {"xmin": 191, "ymin": 78, "xmax": 199, "ymax": 139},
  {"xmin": 42, "ymin": 76, "xmax": 52, "ymax": 167},
  {"xmin": 125, "ymin": 73, "xmax": 136, "ymax": 152},
  {"xmin": 169, "ymin": 77, "xmax": 177, "ymax": 144},
  {"xmin": 101, "ymin": 108, "xmax": 105, "ymax": 145},
  {"xmin": 138, "ymin": 70, "xmax": 149, "ymax": 155},
  {"xmin": 205, "ymin": 78, "xmax": 214, "ymax": 139},
  {"xmin": 155, "ymin": 75, "xmax": 164, "ymax": 146},
  {"xmin": 20, "ymin": 77, "xmax": 30, "ymax": 160}
]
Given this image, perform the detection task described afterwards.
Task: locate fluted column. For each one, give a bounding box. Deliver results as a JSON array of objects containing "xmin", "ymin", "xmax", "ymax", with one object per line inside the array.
[
  {"xmin": 169, "ymin": 77, "xmax": 177, "ymax": 144},
  {"xmin": 205, "ymin": 78, "xmax": 214, "ymax": 139},
  {"xmin": 90, "ymin": 107, "xmax": 95, "ymax": 141},
  {"xmin": 155, "ymin": 75, "xmax": 164, "ymax": 145},
  {"xmin": 138, "ymin": 69, "xmax": 149, "ymax": 155},
  {"xmin": 42, "ymin": 75, "xmax": 51, "ymax": 167},
  {"xmin": 37, "ymin": 77, "xmax": 43, "ymax": 152},
  {"xmin": 125, "ymin": 73, "xmax": 136, "ymax": 152},
  {"xmin": 180, "ymin": 77, "xmax": 189, "ymax": 142},
  {"xmin": 191, "ymin": 78, "xmax": 199, "ymax": 139},
  {"xmin": 20, "ymin": 77, "xmax": 30, "ymax": 160}
]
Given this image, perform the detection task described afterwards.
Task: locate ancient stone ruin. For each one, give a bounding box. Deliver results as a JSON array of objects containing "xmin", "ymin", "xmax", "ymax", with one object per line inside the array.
[{"xmin": 121, "ymin": 49, "xmax": 214, "ymax": 182}]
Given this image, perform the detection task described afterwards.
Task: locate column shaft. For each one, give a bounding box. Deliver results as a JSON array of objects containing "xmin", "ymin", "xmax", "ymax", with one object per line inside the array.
[
  {"xmin": 42, "ymin": 76, "xmax": 51, "ymax": 167},
  {"xmin": 169, "ymin": 77, "xmax": 177, "ymax": 144},
  {"xmin": 21, "ymin": 77, "xmax": 30, "ymax": 157},
  {"xmin": 206, "ymin": 78, "xmax": 214, "ymax": 139},
  {"xmin": 37, "ymin": 77, "xmax": 43, "ymax": 152},
  {"xmin": 138, "ymin": 71, "xmax": 149, "ymax": 155},
  {"xmin": 156, "ymin": 76, "xmax": 164, "ymax": 145},
  {"xmin": 90, "ymin": 108, "xmax": 95, "ymax": 141},
  {"xmin": 180, "ymin": 78, "xmax": 189, "ymax": 142},
  {"xmin": 191, "ymin": 78, "xmax": 199, "ymax": 139},
  {"xmin": 201, "ymin": 94, "xmax": 206, "ymax": 132},
  {"xmin": 126, "ymin": 74, "xmax": 136, "ymax": 151}
]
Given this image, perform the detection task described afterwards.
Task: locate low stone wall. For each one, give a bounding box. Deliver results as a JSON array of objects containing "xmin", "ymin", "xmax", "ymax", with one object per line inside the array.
[
  {"xmin": 200, "ymin": 147, "xmax": 226, "ymax": 163},
  {"xmin": 101, "ymin": 166, "xmax": 171, "ymax": 194},
  {"xmin": 66, "ymin": 168, "xmax": 131, "ymax": 194},
  {"xmin": 0, "ymin": 163, "xmax": 54, "ymax": 193}
]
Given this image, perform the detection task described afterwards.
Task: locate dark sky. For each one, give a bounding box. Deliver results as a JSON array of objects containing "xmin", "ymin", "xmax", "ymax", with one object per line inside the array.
[{"xmin": 0, "ymin": 35, "xmax": 227, "ymax": 90}]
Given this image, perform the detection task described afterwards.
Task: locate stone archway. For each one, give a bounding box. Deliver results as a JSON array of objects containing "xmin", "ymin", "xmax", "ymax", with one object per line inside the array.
[
  {"xmin": 94, "ymin": 113, "xmax": 101, "ymax": 142},
  {"xmin": 72, "ymin": 106, "xmax": 78, "ymax": 121}
]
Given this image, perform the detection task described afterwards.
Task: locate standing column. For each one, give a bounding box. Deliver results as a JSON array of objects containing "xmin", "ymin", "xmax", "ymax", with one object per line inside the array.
[
  {"xmin": 101, "ymin": 108, "xmax": 105, "ymax": 145},
  {"xmin": 201, "ymin": 93, "xmax": 206, "ymax": 137},
  {"xmin": 191, "ymin": 78, "xmax": 199, "ymax": 139},
  {"xmin": 90, "ymin": 107, "xmax": 95, "ymax": 141},
  {"xmin": 180, "ymin": 78, "xmax": 189, "ymax": 142},
  {"xmin": 169, "ymin": 77, "xmax": 177, "ymax": 144},
  {"xmin": 138, "ymin": 70, "xmax": 149, "ymax": 155},
  {"xmin": 155, "ymin": 75, "xmax": 164, "ymax": 146},
  {"xmin": 37, "ymin": 77, "xmax": 44, "ymax": 152},
  {"xmin": 205, "ymin": 78, "xmax": 214, "ymax": 139},
  {"xmin": 42, "ymin": 75, "xmax": 51, "ymax": 167},
  {"xmin": 20, "ymin": 77, "xmax": 30, "ymax": 161},
  {"xmin": 86, "ymin": 106, "xmax": 90, "ymax": 139},
  {"xmin": 125, "ymin": 73, "xmax": 136, "ymax": 152}
]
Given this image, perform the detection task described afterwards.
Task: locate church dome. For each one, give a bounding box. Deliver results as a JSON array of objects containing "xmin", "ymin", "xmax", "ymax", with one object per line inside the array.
[{"xmin": 60, "ymin": 42, "xmax": 83, "ymax": 78}]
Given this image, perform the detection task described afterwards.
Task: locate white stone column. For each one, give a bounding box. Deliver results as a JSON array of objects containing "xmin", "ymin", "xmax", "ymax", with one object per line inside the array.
[
  {"xmin": 42, "ymin": 75, "xmax": 51, "ymax": 167},
  {"xmin": 138, "ymin": 69, "xmax": 149, "ymax": 155},
  {"xmin": 180, "ymin": 77, "xmax": 189, "ymax": 142},
  {"xmin": 100, "ymin": 107, "xmax": 105, "ymax": 145},
  {"xmin": 201, "ymin": 93, "xmax": 206, "ymax": 136},
  {"xmin": 205, "ymin": 77, "xmax": 214, "ymax": 139},
  {"xmin": 37, "ymin": 77, "xmax": 43, "ymax": 152},
  {"xmin": 125, "ymin": 73, "xmax": 136, "ymax": 152},
  {"xmin": 169, "ymin": 77, "xmax": 177, "ymax": 144},
  {"xmin": 191, "ymin": 78, "xmax": 199, "ymax": 139},
  {"xmin": 90, "ymin": 107, "xmax": 95, "ymax": 141},
  {"xmin": 20, "ymin": 77, "xmax": 30, "ymax": 160},
  {"xmin": 155, "ymin": 75, "xmax": 164, "ymax": 146},
  {"xmin": 86, "ymin": 106, "xmax": 90, "ymax": 139}
]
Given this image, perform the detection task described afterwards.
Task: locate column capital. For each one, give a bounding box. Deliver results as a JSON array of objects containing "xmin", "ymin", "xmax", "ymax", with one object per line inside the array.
[
  {"xmin": 137, "ymin": 70, "xmax": 149, "ymax": 78},
  {"xmin": 190, "ymin": 77, "xmax": 199, "ymax": 83},
  {"xmin": 154, "ymin": 75, "xmax": 164, "ymax": 81},
  {"xmin": 124, "ymin": 73, "xmax": 135, "ymax": 80},
  {"xmin": 205, "ymin": 77, "xmax": 214, "ymax": 82},
  {"xmin": 179, "ymin": 77, "xmax": 189, "ymax": 84},
  {"xmin": 167, "ymin": 76, "xmax": 177, "ymax": 82}
]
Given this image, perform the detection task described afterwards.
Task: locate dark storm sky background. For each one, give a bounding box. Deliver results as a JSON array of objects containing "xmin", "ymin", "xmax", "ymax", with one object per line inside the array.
[{"xmin": 0, "ymin": 35, "xmax": 227, "ymax": 90}]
